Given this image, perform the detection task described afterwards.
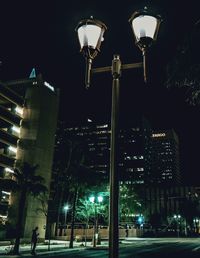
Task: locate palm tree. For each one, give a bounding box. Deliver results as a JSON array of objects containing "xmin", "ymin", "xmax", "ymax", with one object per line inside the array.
[{"xmin": 0, "ymin": 161, "xmax": 47, "ymax": 255}]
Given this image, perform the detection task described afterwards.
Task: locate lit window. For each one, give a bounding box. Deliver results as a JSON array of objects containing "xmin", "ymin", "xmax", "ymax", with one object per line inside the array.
[
  {"xmin": 1, "ymin": 191, "xmax": 11, "ymax": 195},
  {"xmin": 15, "ymin": 106, "xmax": 23, "ymax": 117},
  {"xmin": 89, "ymin": 147, "xmax": 95, "ymax": 151},
  {"xmin": 5, "ymin": 167, "xmax": 14, "ymax": 173},
  {"xmin": 11, "ymin": 126, "xmax": 20, "ymax": 134},
  {"xmin": 126, "ymin": 168, "xmax": 134, "ymax": 172},
  {"xmin": 96, "ymin": 124, "xmax": 108, "ymax": 129},
  {"xmin": 8, "ymin": 146, "xmax": 17, "ymax": 153},
  {"xmin": 136, "ymin": 168, "xmax": 144, "ymax": 171},
  {"xmin": 0, "ymin": 215, "xmax": 7, "ymax": 219}
]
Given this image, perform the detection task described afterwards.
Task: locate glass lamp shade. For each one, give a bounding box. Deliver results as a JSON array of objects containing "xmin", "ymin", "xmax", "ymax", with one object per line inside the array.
[
  {"xmin": 129, "ymin": 9, "xmax": 161, "ymax": 49},
  {"xmin": 76, "ymin": 18, "xmax": 107, "ymax": 55},
  {"xmin": 97, "ymin": 195, "xmax": 103, "ymax": 203},
  {"xmin": 89, "ymin": 196, "xmax": 95, "ymax": 203}
]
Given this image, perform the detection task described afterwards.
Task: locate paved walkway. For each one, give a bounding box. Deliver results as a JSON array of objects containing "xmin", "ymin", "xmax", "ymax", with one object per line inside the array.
[
  {"xmin": 1, "ymin": 237, "xmax": 196, "ymax": 257},
  {"xmin": 0, "ymin": 240, "xmax": 108, "ymax": 257}
]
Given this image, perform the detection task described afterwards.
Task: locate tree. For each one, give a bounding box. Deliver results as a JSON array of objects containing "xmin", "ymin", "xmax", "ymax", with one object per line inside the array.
[
  {"xmin": 66, "ymin": 141, "xmax": 107, "ymax": 248},
  {"xmin": 76, "ymin": 191, "xmax": 108, "ymax": 245},
  {"xmin": 68, "ymin": 151, "xmax": 100, "ymax": 248},
  {"xmin": 180, "ymin": 197, "xmax": 200, "ymax": 230},
  {"xmin": 165, "ymin": 20, "xmax": 200, "ymax": 105},
  {"xmin": 0, "ymin": 162, "xmax": 47, "ymax": 255},
  {"xmin": 119, "ymin": 184, "xmax": 144, "ymax": 223},
  {"xmin": 50, "ymin": 137, "xmax": 107, "ymax": 248},
  {"xmin": 148, "ymin": 212, "xmax": 164, "ymax": 234}
]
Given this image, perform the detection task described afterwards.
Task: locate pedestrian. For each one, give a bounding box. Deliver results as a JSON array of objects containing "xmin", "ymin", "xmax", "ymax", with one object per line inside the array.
[
  {"xmin": 125, "ymin": 225, "xmax": 129, "ymax": 238},
  {"xmin": 31, "ymin": 226, "xmax": 39, "ymax": 255}
]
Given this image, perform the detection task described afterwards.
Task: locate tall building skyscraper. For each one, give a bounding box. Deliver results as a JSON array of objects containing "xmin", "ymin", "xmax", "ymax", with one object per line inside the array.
[
  {"xmin": 51, "ymin": 120, "xmax": 181, "ymax": 188},
  {"xmin": 150, "ymin": 130, "xmax": 180, "ymax": 185},
  {"xmin": 49, "ymin": 119, "xmax": 181, "ymax": 235},
  {"xmin": 60, "ymin": 119, "xmax": 150, "ymax": 185},
  {"xmin": 0, "ymin": 74, "xmax": 59, "ymax": 239},
  {"xmin": 52, "ymin": 118, "xmax": 181, "ymax": 188}
]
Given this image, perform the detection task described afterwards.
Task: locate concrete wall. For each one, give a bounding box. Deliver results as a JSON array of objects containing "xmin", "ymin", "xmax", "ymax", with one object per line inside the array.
[
  {"xmin": 55, "ymin": 227, "xmax": 143, "ymax": 241},
  {"xmin": 15, "ymin": 82, "xmax": 59, "ymax": 239}
]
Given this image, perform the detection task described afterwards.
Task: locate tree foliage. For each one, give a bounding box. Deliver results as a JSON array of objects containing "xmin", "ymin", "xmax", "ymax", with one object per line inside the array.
[
  {"xmin": 119, "ymin": 184, "xmax": 144, "ymax": 222},
  {"xmin": 1, "ymin": 162, "xmax": 47, "ymax": 255},
  {"xmin": 165, "ymin": 21, "xmax": 200, "ymax": 106}
]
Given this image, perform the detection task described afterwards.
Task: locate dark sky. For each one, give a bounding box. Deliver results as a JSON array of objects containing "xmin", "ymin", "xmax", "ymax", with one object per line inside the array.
[{"xmin": 0, "ymin": 0, "xmax": 200, "ymax": 184}]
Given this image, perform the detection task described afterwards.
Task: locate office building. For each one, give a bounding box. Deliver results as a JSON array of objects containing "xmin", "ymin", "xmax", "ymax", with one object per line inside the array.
[
  {"xmin": 0, "ymin": 73, "xmax": 59, "ymax": 239},
  {"xmin": 51, "ymin": 121, "xmax": 181, "ymax": 189},
  {"xmin": 150, "ymin": 130, "xmax": 181, "ymax": 185}
]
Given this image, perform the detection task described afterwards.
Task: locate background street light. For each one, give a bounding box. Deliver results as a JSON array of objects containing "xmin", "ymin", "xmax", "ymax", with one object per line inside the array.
[
  {"xmin": 193, "ymin": 218, "xmax": 199, "ymax": 234},
  {"xmin": 173, "ymin": 214, "xmax": 181, "ymax": 237},
  {"xmin": 89, "ymin": 194, "xmax": 103, "ymax": 247},
  {"xmin": 76, "ymin": 7, "xmax": 161, "ymax": 258},
  {"xmin": 63, "ymin": 204, "xmax": 69, "ymax": 236}
]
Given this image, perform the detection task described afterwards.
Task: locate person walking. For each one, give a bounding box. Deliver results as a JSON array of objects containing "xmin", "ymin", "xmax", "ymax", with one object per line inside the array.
[
  {"xmin": 31, "ymin": 226, "xmax": 39, "ymax": 255},
  {"xmin": 125, "ymin": 224, "xmax": 129, "ymax": 238}
]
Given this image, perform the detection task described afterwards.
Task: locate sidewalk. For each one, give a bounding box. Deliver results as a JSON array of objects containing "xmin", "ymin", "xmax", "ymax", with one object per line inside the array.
[{"xmin": 0, "ymin": 240, "xmax": 109, "ymax": 257}]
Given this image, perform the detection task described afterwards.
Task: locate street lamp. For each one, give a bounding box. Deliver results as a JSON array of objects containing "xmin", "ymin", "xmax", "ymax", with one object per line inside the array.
[
  {"xmin": 76, "ymin": 16, "xmax": 107, "ymax": 89},
  {"xmin": 173, "ymin": 214, "xmax": 181, "ymax": 237},
  {"xmin": 76, "ymin": 7, "xmax": 161, "ymax": 258},
  {"xmin": 129, "ymin": 7, "xmax": 161, "ymax": 82},
  {"xmin": 89, "ymin": 194, "xmax": 103, "ymax": 247},
  {"xmin": 63, "ymin": 204, "xmax": 69, "ymax": 236},
  {"xmin": 193, "ymin": 218, "xmax": 199, "ymax": 234}
]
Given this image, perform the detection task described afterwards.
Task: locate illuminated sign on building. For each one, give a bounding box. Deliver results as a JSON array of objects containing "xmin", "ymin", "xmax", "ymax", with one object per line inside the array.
[
  {"xmin": 152, "ymin": 133, "xmax": 166, "ymax": 138},
  {"xmin": 44, "ymin": 81, "xmax": 55, "ymax": 92}
]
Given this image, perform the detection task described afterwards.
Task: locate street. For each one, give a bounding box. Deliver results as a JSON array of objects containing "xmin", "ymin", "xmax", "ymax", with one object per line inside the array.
[{"xmin": 1, "ymin": 238, "xmax": 200, "ymax": 258}]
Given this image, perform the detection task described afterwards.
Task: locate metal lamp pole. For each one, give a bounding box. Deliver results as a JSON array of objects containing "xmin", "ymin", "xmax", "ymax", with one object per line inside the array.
[
  {"xmin": 64, "ymin": 205, "xmax": 69, "ymax": 236},
  {"xmin": 89, "ymin": 195, "xmax": 103, "ymax": 247},
  {"xmin": 92, "ymin": 56, "xmax": 143, "ymax": 258},
  {"xmin": 76, "ymin": 9, "xmax": 161, "ymax": 258}
]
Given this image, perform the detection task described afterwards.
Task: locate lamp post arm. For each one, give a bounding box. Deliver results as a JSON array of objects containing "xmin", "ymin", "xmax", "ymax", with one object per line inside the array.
[
  {"xmin": 91, "ymin": 62, "xmax": 143, "ymax": 74},
  {"xmin": 122, "ymin": 62, "xmax": 143, "ymax": 70}
]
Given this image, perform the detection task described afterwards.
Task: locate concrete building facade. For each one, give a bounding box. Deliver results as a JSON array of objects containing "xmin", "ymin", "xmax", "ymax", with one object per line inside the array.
[{"xmin": 0, "ymin": 75, "xmax": 59, "ymax": 239}]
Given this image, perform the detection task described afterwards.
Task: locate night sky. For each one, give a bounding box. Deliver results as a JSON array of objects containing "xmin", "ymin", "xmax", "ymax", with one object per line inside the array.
[{"xmin": 0, "ymin": 0, "xmax": 200, "ymax": 184}]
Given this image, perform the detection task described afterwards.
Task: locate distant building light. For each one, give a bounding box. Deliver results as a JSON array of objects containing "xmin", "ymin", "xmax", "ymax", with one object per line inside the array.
[
  {"xmin": 11, "ymin": 126, "xmax": 20, "ymax": 134},
  {"xmin": 136, "ymin": 168, "xmax": 144, "ymax": 171},
  {"xmin": 44, "ymin": 81, "xmax": 55, "ymax": 92},
  {"xmin": 15, "ymin": 106, "xmax": 23, "ymax": 116},
  {"xmin": 96, "ymin": 124, "xmax": 108, "ymax": 128},
  {"xmin": 8, "ymin": 146, "xmax": 17, "ymax": 153},
  {"xmin": 5, "ymin": 167, "xmax": 14, "ymax": 173},
  {"xmin": 152, "ymin": 133, "xmax": 166, "ymax": 138}
]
